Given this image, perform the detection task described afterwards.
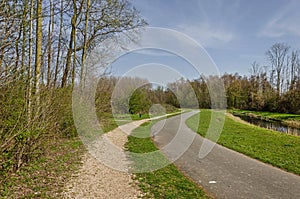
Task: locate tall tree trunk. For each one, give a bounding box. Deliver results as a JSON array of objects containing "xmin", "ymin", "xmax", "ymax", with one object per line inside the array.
[
  {"xmin": 15, "ymin": 27, "xmax": 21, "ymax": 73},
  {"xmin": 21, "ymin": 0, "xmax": 28, "ymax": 79},
  {"xmin": 80, "ymin": 0, "xmax": 90, "ymax": 88},
  {"xmin": 47, "ymin": 0, "xmax": 54, "ymax": 87},
  {"xmin": 290, "ymin": 51, "xmax": 298, "ymax": 90},
  {"xmin": 54, "ymin": 0, "xmax": 63, "ymax": 87},
  {"xmin": 27, "ymin": 0, "xmax": 34, "ymax": 122},
  {"xmin": 276, "ymin": 71, "xmax": 281, "ymax": 96},
  {"xmin": 13, "ymin": 0, "xmax": 21, "ymax": 72},
  {"xmin": 35, "ymin": 0, "xmax": 42, "ymax": 101},
  {"xmin": 0, "ymin": 49, "xmax": 3, "ymax": 71},
  {"xmin": 61, "ymin": 0, "xmax": 77, "ymax": 88},
  {"xmin": 72, "ymin": 27, "xmax": 76, "ymax": 88}
]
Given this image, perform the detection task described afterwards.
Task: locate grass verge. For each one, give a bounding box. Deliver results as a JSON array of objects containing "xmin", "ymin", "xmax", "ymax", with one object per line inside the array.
[
  {"xmin": 230, "ymin": 109, "xmax": 300, "ymax": 121},
  {"xmin": 0, "ymin": 137, "xmax": 85, "ymax": 198},
  {"xmin": 230, "ymin": 109, "xmax": 300, "ymax": 129},
  {"xmin": 186, "ymin": 109, "xmax": 300, "ymax": 175},
  {"xmin": 1, "ymin": 113, "xmax": 120, "ymax": 198},
  {"xmin": 125, "ymin": 120, "xmax": 209, "ymax": 199}
]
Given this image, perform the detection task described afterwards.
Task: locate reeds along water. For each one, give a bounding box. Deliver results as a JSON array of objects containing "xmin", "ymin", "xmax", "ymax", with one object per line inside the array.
[{"xmin": 236, "ymin": 115, "xmax": 300, "ymax": 136}]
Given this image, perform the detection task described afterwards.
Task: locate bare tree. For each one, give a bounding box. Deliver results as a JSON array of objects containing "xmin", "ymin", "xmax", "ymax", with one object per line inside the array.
[
  {"xmin": 290, "ymin": 50, "xmax": 299, "ymax": 90},
  {"xmin": 61, "ymin": 0, "xmax": 147, "ymax": 87},
  {"xmin": 250, "ymin": 61, "xmax": 260, "ymax": 77},
  {"xmin": 61, "ymin": 0, "xmax": 79, "ymax": 87},
  {"xmin": 266, "ymin": 43, "xmax": 290, "ymax": 96}
]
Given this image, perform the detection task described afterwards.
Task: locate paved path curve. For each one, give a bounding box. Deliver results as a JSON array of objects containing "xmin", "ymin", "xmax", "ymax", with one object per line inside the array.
[{"xmin": 152, "ymin": 111, "xmax": 300, "ymax": 199}]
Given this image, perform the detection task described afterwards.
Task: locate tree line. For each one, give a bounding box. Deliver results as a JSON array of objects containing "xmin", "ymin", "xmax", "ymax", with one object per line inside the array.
[
  {"xmin": 95, "ymin": 76, "xmax": 178, "ymax": 116},
  {"xmin": 111, "ymin": 43, "xmax": 300, "ymax": 114},
  {"xmin": 157, "ymin": 43, "xmax": 300, "ymax": 113},
  {"xmin": 221, "ymin": 42, "xmax": 300, "ymax": 113}
]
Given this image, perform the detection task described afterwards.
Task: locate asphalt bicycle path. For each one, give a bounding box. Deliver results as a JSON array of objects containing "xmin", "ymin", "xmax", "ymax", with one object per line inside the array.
[{"xmin": 152, "ymin": 111, "xmax": 300, "ymax": 199}]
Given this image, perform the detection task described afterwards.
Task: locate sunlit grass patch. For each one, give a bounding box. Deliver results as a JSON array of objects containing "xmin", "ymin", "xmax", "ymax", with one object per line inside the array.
[{"xmin": 186, "ymin": 109, "xmax": 300, "ymax": 175}]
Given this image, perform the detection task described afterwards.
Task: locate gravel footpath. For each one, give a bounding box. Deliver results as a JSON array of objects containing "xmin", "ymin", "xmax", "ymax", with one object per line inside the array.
[{"xmin": 63, "ymin": 121, "xmax": 147, "ymax": 199}]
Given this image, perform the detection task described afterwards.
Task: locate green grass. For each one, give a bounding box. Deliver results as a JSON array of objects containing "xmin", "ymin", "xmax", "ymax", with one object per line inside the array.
[
  {"xmin": 0, "ymin": 138, "xmax": 85, "ymax": 198},
  {"xmin": 230, "ymin": 109, "xmax": 300, "ymax": 121},
  {"xmin": 113, "ymin": 110, "xmax": 183, "ymax": 128},
  {"xmin": 125, "ymin": 121, "xmax": 209, "ymax": 199},
  {"xmin": 186, "ymin": 109, "xmax": 300, "ymax": 175},
  {"xmin": 97, "ymin": 113, "xmax": 151, "ymax": 132},
  {"xmin": 113, "ymin": 106, "xmax": 181, "ymax": 123},
  {"xmin": 114, "ymin": 113, "xmax": 150, "ymax": 120}
]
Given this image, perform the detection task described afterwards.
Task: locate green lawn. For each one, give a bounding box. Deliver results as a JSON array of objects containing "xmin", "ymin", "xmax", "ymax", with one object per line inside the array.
[
  {"xmin": 125, "ymin": 121, "xmax": 210, "ymax": 199},
  {"xmin": 230, "ymin": 109, "xmax": 300, "ymax": 121},
  {"xmin": 186, "ymin": 109, "xmax": 300, "ymax": 175}
]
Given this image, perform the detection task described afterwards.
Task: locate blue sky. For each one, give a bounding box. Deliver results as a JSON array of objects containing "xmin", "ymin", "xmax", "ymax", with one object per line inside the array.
[{"xmin": 112, "ymin": 0, "xmax": 300, "ymax": 80}]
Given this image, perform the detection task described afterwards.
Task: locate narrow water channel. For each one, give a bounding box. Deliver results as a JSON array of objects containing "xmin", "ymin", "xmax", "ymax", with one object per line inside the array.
[{"xmin": 234, "ymin": 114, "xmax": 300, "ymax": 136}]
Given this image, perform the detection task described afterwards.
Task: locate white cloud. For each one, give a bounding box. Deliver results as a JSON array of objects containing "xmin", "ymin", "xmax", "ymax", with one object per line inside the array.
[
  {"xmin": 176, "ymin": 23, "xmax": 235, "ymax": 49},
  {"xmin": 259, "ymin": 0, "xmax": 300, "ymax": 38},
  {"xmin": 132, "ymin": 49, "xmax": 176, "ymax": 57}
]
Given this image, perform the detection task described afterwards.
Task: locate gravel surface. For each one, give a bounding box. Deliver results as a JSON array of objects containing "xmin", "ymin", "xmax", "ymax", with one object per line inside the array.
[{"xmin": 63, "ymin": 121, "xmax": 146, "ymax": 199}]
